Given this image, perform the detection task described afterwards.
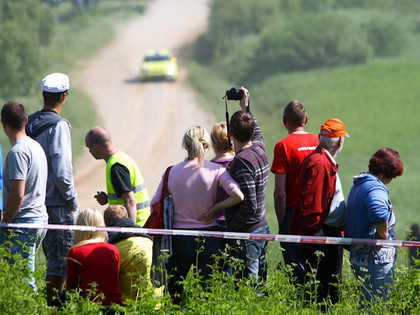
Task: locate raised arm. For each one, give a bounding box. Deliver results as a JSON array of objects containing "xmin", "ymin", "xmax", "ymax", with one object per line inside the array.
[{"xmin": 239, "ymin": 86, "xmax": 264, "ymax": 146}]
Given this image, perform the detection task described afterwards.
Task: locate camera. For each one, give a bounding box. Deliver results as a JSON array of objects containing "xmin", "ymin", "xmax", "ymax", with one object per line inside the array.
[{"xmin": 225, "ymin": 87, "xmax": 244, "ymax": 101}]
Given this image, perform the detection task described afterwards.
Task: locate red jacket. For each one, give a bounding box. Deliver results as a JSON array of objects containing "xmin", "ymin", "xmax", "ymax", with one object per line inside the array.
[
  {"xmin": 67, "ymin": 242, "xmax": 122, "ymax": 306},
  {"xmin": 290, "ymin": 146, "xmax": 337, "ymax": 236}
]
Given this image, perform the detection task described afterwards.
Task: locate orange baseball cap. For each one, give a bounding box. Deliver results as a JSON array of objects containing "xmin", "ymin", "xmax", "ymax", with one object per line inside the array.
[{"xmin": 320, "ymin": 118, "xmax": 349, "ymax": 138}]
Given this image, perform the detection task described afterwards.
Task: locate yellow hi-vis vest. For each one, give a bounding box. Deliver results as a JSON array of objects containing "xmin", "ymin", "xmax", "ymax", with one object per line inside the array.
[{"xmin": 106, "ymin": 151, "xmax": 150, "ymax": 226}]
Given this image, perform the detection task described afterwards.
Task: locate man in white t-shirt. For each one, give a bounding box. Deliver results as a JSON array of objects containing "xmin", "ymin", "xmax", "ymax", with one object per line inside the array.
[{"xmin": 0, "ymin": 101, "xmax": 48, "ymax": 291}]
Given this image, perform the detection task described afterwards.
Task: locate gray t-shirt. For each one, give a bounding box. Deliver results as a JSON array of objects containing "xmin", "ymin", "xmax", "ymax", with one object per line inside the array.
[{"xmin": 3, "ymin": 137, "xmax": 48, "ymax": 220}]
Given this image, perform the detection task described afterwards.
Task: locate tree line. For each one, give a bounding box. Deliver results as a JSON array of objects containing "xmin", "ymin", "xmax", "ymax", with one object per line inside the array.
[
  {"xmin": 192, "ymin": 0, "xmax": 420, "ymax": 84},
  {"xmin": 0, "ymin": 0, "xmax": 97, "ymax": 97},
  {"xmin": 0, "ymin": 0, "xmax": 53, "ymax": 97}
]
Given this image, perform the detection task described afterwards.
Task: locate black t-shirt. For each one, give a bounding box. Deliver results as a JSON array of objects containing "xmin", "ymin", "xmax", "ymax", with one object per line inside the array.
[{"xmin": 110, "ymin": 163, "xmax": 133, "ymax": 197}]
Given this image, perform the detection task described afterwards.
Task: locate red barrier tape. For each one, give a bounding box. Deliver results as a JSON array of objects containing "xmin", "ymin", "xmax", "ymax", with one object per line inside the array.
[{"xmin": 1, "ymin": 222, "xmax": 419, "ymax": 248}]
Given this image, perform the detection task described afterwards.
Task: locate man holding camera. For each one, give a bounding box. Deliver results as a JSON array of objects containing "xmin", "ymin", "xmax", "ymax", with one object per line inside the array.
[{"xmin": 225, "ymin": 87, "xmax": 270, "ymax": 286}]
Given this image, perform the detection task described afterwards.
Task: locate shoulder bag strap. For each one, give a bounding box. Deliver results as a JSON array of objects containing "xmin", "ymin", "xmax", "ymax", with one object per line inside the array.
[{"xmin": 160, "ymin": 166, "xmax": 173, "ymax": 203}]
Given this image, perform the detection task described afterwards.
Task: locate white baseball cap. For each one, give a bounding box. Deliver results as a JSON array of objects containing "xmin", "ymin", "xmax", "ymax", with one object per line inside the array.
[{"xmin": 41, "ymin": 73, "xmax": 70, "ymax": 93}]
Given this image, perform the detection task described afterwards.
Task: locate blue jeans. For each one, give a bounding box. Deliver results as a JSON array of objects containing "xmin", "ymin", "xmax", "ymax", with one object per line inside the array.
[
  {"xmin": 278, "ymin": 206, "xmax": 305, "ymax": 284},
  {"xmin": 166, "ymin": 226, "xmax": 225, "ymax": 304},
  {"xmin": 230, "ymin": 222, "xmax": 270, "ymax": 285},
  {"xmin": 352, "ymin": 256, "xmax": 395, "ymax": 305},
  {"xmin": 0, "ymin": 217, "xmax": 47, "ymax": 291}
]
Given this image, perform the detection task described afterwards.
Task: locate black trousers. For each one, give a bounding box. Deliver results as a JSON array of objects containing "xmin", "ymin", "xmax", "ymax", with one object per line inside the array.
[{"xmin": 300, "ymin": 226, "xmax": 343, "ymax": 305}]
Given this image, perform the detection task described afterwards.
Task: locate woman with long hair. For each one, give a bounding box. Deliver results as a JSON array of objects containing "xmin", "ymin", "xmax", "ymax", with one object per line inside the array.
[
  {"xmin": 66, "ymin": 208, "xmax": 122, "ymax": 307},
  {"xmin": 151, "ymin": 125, "xmax": 243, "ymax": 304}
]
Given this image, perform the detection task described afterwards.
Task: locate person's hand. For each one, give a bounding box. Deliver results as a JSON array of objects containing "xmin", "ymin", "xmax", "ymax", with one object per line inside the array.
[
  {"xmin": 313, "ymin": 229, "xmax": 325, "ymax": 236},
  {"xmin": 69, "ymin": 203, "xmax": 79, "ymax": 212},
  {"xmin": 94, "ymin": 191, "xmax": 108, "ymax": 205},
  {"xmin": 1, "ymin": 220, "xmax": 9, "ymax": 234},
  {"xmin": 239, "ymin": 86, "xmax": 249, "ymax": 110},
  {"xmin": 199, "ymin": 206, "xmax": 217, "ymax": 223}
]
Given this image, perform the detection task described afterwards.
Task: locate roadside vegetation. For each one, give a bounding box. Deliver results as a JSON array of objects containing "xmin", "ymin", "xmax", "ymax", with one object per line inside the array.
[
  {"xmin": 1, "ymin": 0, "xmax": 419, "ymax": 313},
  {"xmin": 1, "ymin": 241, "xmax": 419, "ymax": 314}
]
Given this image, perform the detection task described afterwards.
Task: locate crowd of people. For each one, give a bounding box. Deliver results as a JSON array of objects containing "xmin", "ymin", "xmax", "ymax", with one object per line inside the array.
[{"xmin": 0, "ymin": 72, "xmax": 408, "ymax": 311}]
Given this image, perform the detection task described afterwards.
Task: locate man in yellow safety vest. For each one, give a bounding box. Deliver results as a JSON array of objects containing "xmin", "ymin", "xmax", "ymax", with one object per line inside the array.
[{"xmin": 85, "ymin": 126, "xmax": 150, "ymax": 226}]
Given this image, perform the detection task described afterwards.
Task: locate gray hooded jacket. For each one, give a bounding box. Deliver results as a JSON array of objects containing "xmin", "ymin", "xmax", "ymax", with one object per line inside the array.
[{"xmin": 26, "ymin": 110, "xmax": 78, "ymax": 207}]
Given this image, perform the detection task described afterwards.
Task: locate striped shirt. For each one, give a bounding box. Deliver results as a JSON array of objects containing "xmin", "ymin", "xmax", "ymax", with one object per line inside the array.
[{"xmin": 226, "ymin": 108, "xmax": 269, "ymax": 232}]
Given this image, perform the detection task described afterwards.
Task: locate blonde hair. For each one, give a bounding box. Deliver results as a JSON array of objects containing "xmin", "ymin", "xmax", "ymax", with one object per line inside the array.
[
  {"xmin": 211, "ymin": 122, "xmax": 231, "ymax": 153},
  {"xmin": 104, "ymin": 205, "xmax": 128, "ymax": 226},
  {"xmin": 182, "ymin": 126, "xmax": 209, "ymax": 166},
  {"xmin": 73, "ymin": 208, "xmax": 108, "ymax": 248}
]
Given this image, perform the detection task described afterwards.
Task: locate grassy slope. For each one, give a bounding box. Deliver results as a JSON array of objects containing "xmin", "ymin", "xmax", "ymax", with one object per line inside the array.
[
  {"xmin": 259, "ymin": 59, "xmax": 420, "ymax": 234},
  {"xmin": 187, "ymin": 43, "xmax": 420, "ymax": 265}
]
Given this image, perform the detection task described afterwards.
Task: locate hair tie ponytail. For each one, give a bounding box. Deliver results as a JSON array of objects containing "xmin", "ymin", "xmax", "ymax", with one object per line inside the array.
[{"xmin": 182, "ymin": 126, "xmax": 210, "ymax": 166}]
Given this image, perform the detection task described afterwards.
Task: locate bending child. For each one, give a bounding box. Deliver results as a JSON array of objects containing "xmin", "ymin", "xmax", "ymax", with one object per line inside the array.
[
  {"xmin": 104, "ymin": 205, "xmax": 163, "ymax": 302},
  {"xmin": 66, "ymin": 208, "xmax": 122, "ymax": 307}
]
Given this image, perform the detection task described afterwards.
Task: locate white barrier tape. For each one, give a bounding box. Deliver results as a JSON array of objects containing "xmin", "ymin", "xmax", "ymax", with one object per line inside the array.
[{"xmin": 1, "ymin": 222, "xmax": 419, "ymax": 248}]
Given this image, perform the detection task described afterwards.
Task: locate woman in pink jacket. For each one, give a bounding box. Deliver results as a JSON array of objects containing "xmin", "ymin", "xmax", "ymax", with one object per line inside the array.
[{"xmin": 151, "ymin": 126, "xmax": 243, "ymax": 305}]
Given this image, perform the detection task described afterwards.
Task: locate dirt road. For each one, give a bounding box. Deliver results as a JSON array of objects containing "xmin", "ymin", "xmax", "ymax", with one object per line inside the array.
[{"xmin": 73, "ymin": 0, "xmax": 214, "ymax": 209}]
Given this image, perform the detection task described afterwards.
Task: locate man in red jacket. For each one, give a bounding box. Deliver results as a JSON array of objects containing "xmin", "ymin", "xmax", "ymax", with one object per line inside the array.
[{"xmin": 290, "ymin": 118, "xmax": 349, "ymax": 307}]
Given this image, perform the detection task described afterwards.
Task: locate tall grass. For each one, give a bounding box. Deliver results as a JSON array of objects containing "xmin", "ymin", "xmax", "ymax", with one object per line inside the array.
[{"xmin": 1, "ymin": 241, "xmax": 419, "ymax": 314}]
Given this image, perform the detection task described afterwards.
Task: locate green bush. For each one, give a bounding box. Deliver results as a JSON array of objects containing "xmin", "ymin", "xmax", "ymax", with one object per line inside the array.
[
  {"xmin": 192, "ymin": 33, "xmax": 216, "ymax": 65},
  {"xmin": 0, "ymin": 0, "xmax": 52, "ymax": 97},
  {"xmin": 0, "ymin": 241, "xmax": 49, "ymax": 314},
  {"xmin": 196, "ymin": 0, "xmax": 279, "ymax": 65},
  {"xmin": 193, "ymin": 0, "xmax": 416, "ymax": 81},
  {"xmin": 254, "ymin": 13, "xmax": 371, "ymax": 74},
  {"xmin": 209, "ymin": 0, "xmax": 279, "ymax": 37},
  {"xmin": 365, "ymin": 13, "xmax": 409, "ymax": 57},
  {"xmin": 217, "ymin": 34, "xmax": 261, "ymax": 84},
  {"xmin": 337, "ymin": 24, "xmax": 373, "ymax": 65}
]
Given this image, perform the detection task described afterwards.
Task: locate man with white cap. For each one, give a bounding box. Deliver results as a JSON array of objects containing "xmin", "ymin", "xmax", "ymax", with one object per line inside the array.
[
  {"xmin": 290, "ymin": 118, "xmax": 349, "ymax": 309},
  {"xmin": 25, "ymin": 73, "xmax": 79, "ymax": 305}
]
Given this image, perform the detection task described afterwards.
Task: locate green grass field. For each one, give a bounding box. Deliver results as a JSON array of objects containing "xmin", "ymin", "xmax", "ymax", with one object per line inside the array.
[{"xmin": 258, "ymin": 59, "xmax": 420, "ymax": 240}]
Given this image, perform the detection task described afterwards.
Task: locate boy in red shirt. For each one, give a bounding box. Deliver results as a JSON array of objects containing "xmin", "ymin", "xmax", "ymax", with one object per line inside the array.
[{"xmin": 271, "ymin": 100, "xmax": 318, "ymax": 284}]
